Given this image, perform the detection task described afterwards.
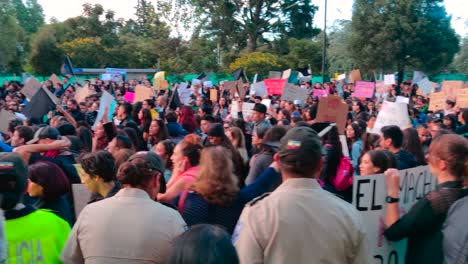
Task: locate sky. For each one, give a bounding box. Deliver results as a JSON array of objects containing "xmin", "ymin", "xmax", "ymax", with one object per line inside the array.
[{"xmin": 37, "ymin": 0, "xmax": 467, "ymax": 37}]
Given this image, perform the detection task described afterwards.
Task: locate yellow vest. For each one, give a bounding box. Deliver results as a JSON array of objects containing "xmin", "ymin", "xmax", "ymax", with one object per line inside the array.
[{"xmin": 6, "ymin": 209, "xmax": 70, "ymax": 264}]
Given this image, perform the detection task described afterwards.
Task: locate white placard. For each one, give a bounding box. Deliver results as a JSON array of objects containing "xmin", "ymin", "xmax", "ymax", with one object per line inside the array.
[
  {"xmin": 338, "ymin": 73, "xmax": 346, "ymax": 81},
  {"xmin": 93, "ymin": 91, "xmax": 115, "ymax": 129},
  {"xmin": 396, "ymin": 96, "xmax": 409, "ymax": 104},
  {"xmin": 261, "ymin": 99, "xmax": 271, "ymax": 110},
  {"xmin": 372, "ymin": 101, "xmax": 410, "ymax": 134},
  {"xmin": 251, "ymin": 81, "xmax": 267, "ymax": 97},
  {"xmin": 416, "ymin": 77, "xmax": 433, "ymax": 95},
  {"xmin": 352, "ymin": 166, "xmax": 437, "ymax": 264},
  {"xmin": 178, "ymin": 83, "xmax": 192, "ymax": 105},
  {"xmin": 231, "ymin": 101, "xmax": 255, "ymax": 119},
  {"xmin": 384, "ymin": 74, "xmax": 395, "ymax": 85}
]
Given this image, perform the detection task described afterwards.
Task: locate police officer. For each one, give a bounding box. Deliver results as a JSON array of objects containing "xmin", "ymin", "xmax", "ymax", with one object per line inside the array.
[{"xmin": 233, "ymin": 127, "xmax": 370, "ymax": 264}]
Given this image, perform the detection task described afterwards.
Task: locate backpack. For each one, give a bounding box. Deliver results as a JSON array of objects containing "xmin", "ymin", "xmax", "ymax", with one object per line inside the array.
[{"xmin": 332, "ymin": 156, "xmax": 354, "ymax": 191}]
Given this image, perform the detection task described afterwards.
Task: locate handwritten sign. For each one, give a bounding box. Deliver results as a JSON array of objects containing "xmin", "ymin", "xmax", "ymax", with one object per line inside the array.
[
  {"xmin": 315, "ymin": 95, "xmax": 348, "ymax": 134},
  {"xmin": 384, "ymin": 74, "xmax": 395, "ymax": 85},
  {"xmin": 21, "ymin": 78, "xmax": 42, "ymax": 99},
  {"xmin": 354, "ymin": 81, "xmax": 375, "ymax": 98},
  {"xmin": 264, "ymin": 79, "xmax": 286, "ymax": 95},
  {"xmin": 373, "ymin": 101, "xmax": 410, "ymax": 133},
  {"xmin": 231, "ymin": 101, "xmax": 255, "ymax": 119},
  {"xmin": 134, "ymin": 85, "xmax": 153, "ymax": 102},
  {"xmin": 313, "ymin": 89, "xmax": 329, "ymax": 98},
  {"xmin": 353, "ymin": 166, "xmax": 437, "ymax": 264},
  {"xmin": 456, "ymin": 89, "xmax": 468, "ymax": 108},
  {"xmin": 281, "ymin": 84, "xmax": 309, "ymax": 102},
  {"xmin": 428, "ymin": 92, "xmax": 446, "ymax": 112}
]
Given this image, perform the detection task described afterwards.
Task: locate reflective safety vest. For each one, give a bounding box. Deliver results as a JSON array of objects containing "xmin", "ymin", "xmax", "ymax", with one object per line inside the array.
[{"xmin": 6, "ymin": 209, "xmax": 70, "ymax": 264}]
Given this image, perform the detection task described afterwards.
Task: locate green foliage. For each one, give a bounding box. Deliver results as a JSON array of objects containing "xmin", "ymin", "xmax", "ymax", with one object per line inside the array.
[
  {"xmin": 327, "ymin": 20, "xmax": 355, "ymax": 74},
  {"xmin": 29, "ymin": 26, "xmax": 64, "ymax": 75},
  {"xmin": 0, "ymin": 2, "xmax": 25, "ymax": 73},
  {"xmin": 60, "ymin": 38, "xmax": 107, "ymax": 68},
  {"xmin": 229, "ymin": 52, "xmax": 285, "ymax": 78},
  {"xmin": 282, "ymin": 38, "xmax": 322, "ymax": 73},
  {"xmin": 281, "ymin": 0, "xmax": 320, "ymax": 39},
  {"xmin": 349, "ymin": 0, "xmax": 460, "ymax": 83},
  {"xmin": 134, "ymin": 0, "xmax": 170, "ymax": 39},
  {"xmin": 11, "ymin": 0, "xmax": 44, "ymax": 34},
  {"xmin": 450, "ymin": 37, "xmax": 468, "ymax": 75}
]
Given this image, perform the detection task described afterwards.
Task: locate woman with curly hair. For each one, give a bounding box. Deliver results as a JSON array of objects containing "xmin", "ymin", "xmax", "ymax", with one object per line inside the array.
[{"xmin": 173, "ymin": 146, "xmax": 281, "ymax": 234}]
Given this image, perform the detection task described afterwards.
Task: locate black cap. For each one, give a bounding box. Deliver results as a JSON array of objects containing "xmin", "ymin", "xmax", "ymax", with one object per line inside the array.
[
  {"xmin": 128, "ymin": 151, "xmax": 165, "ymax": 174},
  {"xmin": 252, "ymin": 103, "xmax": 267, "ymax": 114},
  {"xmin": 278, "ymin": 127, "xmax": 322, "ymax": 167},
  {"xmin": 27, "ymin": 126, "xmax": 60, "ymax": 144},
  {"xmin": 207, "ymin": 123, "xmax": 225, "ymax": 137},
  {"xmin": 0, "ymin": 153, "xmax": 28, "ymax": 210}
]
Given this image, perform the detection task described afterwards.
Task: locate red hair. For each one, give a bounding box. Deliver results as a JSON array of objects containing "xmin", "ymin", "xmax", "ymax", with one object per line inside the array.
[{"xmin": 179, "ymin": 106, "xmax": 198, "ymax": 133}]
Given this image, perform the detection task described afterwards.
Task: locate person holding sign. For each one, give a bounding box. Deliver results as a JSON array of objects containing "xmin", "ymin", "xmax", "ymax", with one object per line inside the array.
[{"xmin": 383, "ymin": 134, "xmax": 468, "ymax": 264}]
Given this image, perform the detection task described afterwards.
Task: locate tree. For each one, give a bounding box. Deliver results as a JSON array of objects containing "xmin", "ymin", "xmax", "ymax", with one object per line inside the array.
[
  {"xmin": 450, "ymin": 37, "xmax": 468, "ymax": 75},
  {"xmin": 282, "ymin": 38, "xmax": 322, "ymax": 72},
  {"xmin": 134, "ymin": 0, "xmax": 170, "ymax": 39},
  {"xmin": 29, "ymin": 26, "xmax": 64, "ymax": 75},
  {"xmin": 12, "ymin": 0, "xmax": 44, "ymax": 34},
  {"xmin": 281, "ymin": 0, "xmax": 320, "ymax": 39},
  {"xmin": 0, "ymin": 1, "xmax": 25, "ymax": 73},
  {"xmin": 349, "ymin": 0, "xmax": 459, "ymax": 84},
  {"xmin": 59, "ymin": 38, "xmax": 107, "ymax": 68},
  {"xmin": 229, "ymin": 52, "xmax": 285, "ymax": 78},
  {"xmin": 327, "ymin": 20, "xmax": 355, "ymax": 74}
]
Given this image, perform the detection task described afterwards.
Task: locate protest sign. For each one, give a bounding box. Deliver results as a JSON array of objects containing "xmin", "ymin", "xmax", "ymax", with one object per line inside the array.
[
  {"xmin": 268, "ymin": 71, "xmax": 282, "ymax": 79},
  {"xmin": 349, "ymin": 69, "xmax": 362, "ymax": 83},
  {"xmin": 23, "ymin": 87, "xmax": 57, "ymax": 120},
  {"xmin": 264, "ymin": 79, "xmax": 286, "ymax": 95},
  {"xmin": 0, "ymin": 110, "xmax": 17, "ymax": 134},
  {"xmin": 337, "ymin": 73, "xmax": 346, "ymax": 81},
  {"xmin": 204, "ymin": 81, "xmax": 213, "ymax": 88},
  {"xmin": 93, "ymin": 91, "xmax": 115, "ymax": 129},
  {"xmin": 282, "ymin": 69, "xmax": 292, "ymax": 80},
  {"xmin": 210, "ymin": 89, "xmax": 218, "ymax": 102},
  {"xmin": 315, "ymin": 95, "xmax": 348, "ymax": 133},
  {"xmin": 354, "ymin": 81, "xmax": 375, "ymax": 98},
  {"xmin": 456, "ymin": 88, "xmax": 468, "ymax": 108},
  {"xmin": 124, "ymin": 92, "xmax": 135, "ymax": 103},
  {"xmin": 384, "ymin": 74, "xmax": 395, "ymax": 85},
  {"xmin": 191, "ymin": 78, "xmax": 202, "ymax": 85},
  {"xmin": 231, "ymin": 101, "xmax": 255, "ymax": 119},
  {"xmin": 416, "ymin": 77, "xmax": 433, "ymax": 95},
  {"xmin": 413, "ymin": 71, "xmax": 426, "ymax": 83},
  {"xmin": 261, "ymin": 99, "xmax": 271, "ymax": 109},
  {"xmin": 339, "ymin": 135, "xmax": 349, "ymax": 157},
  {"xmin": 374, "ymin": 81, "xmax": 387, "ymax": 98},
  {"xmin": 353, "ymin": 166, "xmax": 437, "ymax": 264},
  {"xmin": 373, "ymin": 101, "xmax": 410, "ymax": 133},
  {"xmin": 49, "ymin": 74, "xmax": 61, "ymax": 86},
  {"xmin": 42, "ymin": 85, "xmax": 60, "ymax": 104},
  {"xmin": 281, "ymin": 84, "xmax": 309, "ymax": 102},
  {"xmin": 153, "ymin": 71, "xmax": 165, "ymax": 90},
  {"xmin": 251, "ymin": 81, "xmax": 267, "ymax": 97},
  {"xmin": 428, "ymin": 92, "xmax": 446, "ymax": 112},
  {"xmin": 442, "ymin": 80, "xmax": 463, "ymax": 99},
  {"xmin": 178, "ymin": 83, "xmax": 191, "ymax": 105},
  {"xmin": 72, "ymin": 184, "xmax": 92, "ymax": 218},
  {"xmin": 21, "ymin": 78, "xmax": 41, "ymax": 99},
  {"xmin": 134, "ymin": 85, "xmax": 153, "ymax": 102},
  {"xmin": 223, "ymin": 81, "xmax": 237, "ymax": 91},
  {"xmin": 75, "ymin": 85, "xmax": 91, "ymax": 103},
  {"xmin": 236, "ymin": 80, "xmax": 246, "ymax": 100},
  {"xmin": 160, "ymin": 79, "xmax": 169, "ymax": 90},
  {"xmin": 313, "ymin": 89, "xmax": 329, "ymax": 98},
  {"xmin": 396, "ymin": 96, "xmax": 409, "ymax": 104}
]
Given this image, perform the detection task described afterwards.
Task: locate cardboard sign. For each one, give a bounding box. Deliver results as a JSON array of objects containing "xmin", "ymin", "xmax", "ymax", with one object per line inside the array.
[
  {"xmin": 352, "ymin": 166, "xmax": 437, "ymax": 264},
  {"xmin": 153, "ymin": 71, "xmax": 165, "ymax": 90},
  {"xmin": 313, "ymin": 89, "xmax": 329, "ymax": 98},
  {"xmin": 264, "ymin": 79, "xmax": 286, "ymax": 95},
  {"xmin": 281, "ymin": 84, "xmax": 309, "ymax": 103},
  {"xmin": 251, "ymin": 81, "xmax": 267, "ymax": 97},
  {"xmin": 416, "ymin": 78, "xmax": 433, "ymax": 95},
  {"xmin": 0, "ymin": 110, "xmax": 17, "ymax": 134},
  {"xmin": 373, "ymin": 101, "xmax": 410, "ymax": 133},
  {"xmin": 315, "ymin": 95, "xmax": 348, "ymax": 134},
  {"xmin": 337, "ymin": 73, "xmax": 346, "ymax": 81},
  {"xmin": 354, "ymin": 81, "xmax": 375, "ymax": 98},
  {"xmin": 282, "ymin": 69, "xmax": 292, "ymax": 80},
  {"xmin": 428, "ymin": 92, "xmax": 446, "ymax": 112},
  {"xmin": 75, "ymin": 85, "xmax": 91, "ymax": 103},
  {"xmin": 160, "ymin": 79, "xmax": 169, "ymax": 90},
  {"xmin": 223, "ymin": 81, "xmax": 237, "ymax": 91},
  {"xmin": 134, "ymin": 85, "xmax": 153, "ymax": 103},
  {"xmin": 456, "ymin": 89, "xmax": 468, "ymax": 108},
  {"xmin": 384, "ymin": 74, "xmax": 395, "ymax": 85},
  {"xmin": 268, "ymin": 71, "xmax": 282, "ymax": 79},
  {"xmin": 210, "ymin": 89, "xmax": 218, "ymax": 102},
  {"xmin": 21, "ymin": 78, "xmax": 42, "ymax": 99},
  {"xmin": 236, "ymin": 80, "xmax": 246, "ymax": 99},
  {"xmin": 49, "ymin": 74, "xmax": 61, "ymax": 86},
  {"xmin": 231, "ymin": 101, "xmax": 256, "ymax": 119},
  {"xmin": 442, "ymin": 80, "xmax": 463, "ymax": 99},
  {"xmin": 349, "ymin": 69, "xmax": 362, "ymax": 83}
]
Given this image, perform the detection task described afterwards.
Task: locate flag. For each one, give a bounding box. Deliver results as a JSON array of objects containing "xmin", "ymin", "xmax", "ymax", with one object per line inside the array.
[
  {"xmin": 169, "ymin": 88, "xmax": 182, "ymax": 109},
  {"xmin": 197, "ymin": 73, "xmax": 207, "ymax": 80},
  {"xmin": 60, "ymin": 56, "xmax": 74, "ymax": 77},
  {"xmin": 23, "ymin": 88, "xmax": 56, "ymax": 120},
  {"xmin": 297, "ymin": 67, "xmax": 311, "ymax": 77},
  {"xmin": 232, "ymin": 67, "xmax": 246, "ymax": 80}
]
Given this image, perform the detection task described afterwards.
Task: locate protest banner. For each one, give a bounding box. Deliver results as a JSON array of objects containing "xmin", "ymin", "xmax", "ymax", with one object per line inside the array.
[
  {"xmin": 337, "ymin": 73, "xmax": 346, "ymax": 81},
  {"xmin": 49, "ymin": 74, "xmax": 61, "ymax": 86},
  {"xmin": 396, "ymin": 96, "xmax": 409, "ymax": 104},
  {"xmin": 349, "ymin": 69, "xmax": 362, "ymax": 83},
  {"xmin": 93, "ymin": 91, "xmax": 115, "ymax": 129},
  {"xmin": 373, "ymin": 101, "xmax": 410, "ymax": 133},
  {"xmin": 354, "ymin": 81, "xmax": 375, "ymax": 98},
  {"xmin": 428, "ymin": 92, "xmax": 446, "ymax": 112},
  {"xmin": 353, "ymin": 166, "xmax": 437, "ymax": 264},
  {"xmin": 315, "ymin": 95, "xmax": 348, "ymax": 133},
  {"xmin": 282, "ymin": 69, "xmax": 292, "ymax": 80},
  {"xmin": 0, "ymin": 110, "xmax": 17, "ymax": 134},
  {"xmin": 223, "ymin": 81, "xmax": 237, "ymax": 91},
  {"xmin": 210, "ymin": 89, "xmax": 218, "ymax": 102},
  {"xmin": 416, "ymin": 77, "xmax": 433, "ymax": 95},
  {"xmin": 124, "ymin": 92, "xmax": 135, "ymax": 103},
  {"xmin": 268, "ymin": 71, "xmax": 282, "ymax": 79},
  {"xmin": 153, "ymin": 71, "xmax": 165, "ymax": 90},
  {"xmin": 442, "ymin": 80, "xmax": 464, "ymax": 99},
  {"xmin": 413, "ymin": 71, "xmax": 426, "ymax": 83},
  {"xmin": 251, "ymin": 81, "xmax": 267, "ymax": 97},
  {"xmin": 456, "ymin": 88, "xmax": 468, "ymax": 108},
  {"xmin": 20, "ymin": 77, "xmax": 41, "ymax": 99},
  {"xmin": 72, "ymin": 184, "xmax": 92, "ymax": 218},
  {"xmin": 75, "ymin": 85, "xmax": 91, "ymax": 103},
  {"xmin": 177, "ymin": 83, "xmax": 191, "ymax": 105},
  {"xmin": 281, "ymin": 84, "xmax": 309, "ymax": 102},
  {"xmin": 231, "ymin": 101, "xmax": 255, "ymax": 119},
  {"xmin": 384, "ymin": 74, "xmax": 395, "ymax": 85},
  {"xmin": 264, "ymin": 79, "xmax": 286, "ymax": 95},
  {"xmin": 313, "ymin": 89, "xmax": 329, "ymax": 98},
  {"xmin": 134, "ymin": 85, "xmax": 153, "ymax": 102}
]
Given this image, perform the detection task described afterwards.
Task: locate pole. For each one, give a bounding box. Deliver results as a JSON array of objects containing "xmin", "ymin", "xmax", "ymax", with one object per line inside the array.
[{"xmin": 321, "ymin": 0, "xmax": 327, "ymax": 83}]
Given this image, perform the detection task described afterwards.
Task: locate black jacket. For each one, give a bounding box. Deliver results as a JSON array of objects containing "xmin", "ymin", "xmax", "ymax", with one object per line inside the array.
[{"xmin": 395, "ymin": 149, "xmax": 418, "ymax": 170}]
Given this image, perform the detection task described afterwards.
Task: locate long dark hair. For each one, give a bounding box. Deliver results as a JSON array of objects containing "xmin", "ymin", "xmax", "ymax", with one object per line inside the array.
[
  {"xmin": 402, "ymin": 128, "xmax": 426, "ymax": 165},
  {"xmin": 28, "ymin": 161, "xmax": 70, "ymax": 202},
  {"xmin": 320, "ymin": 125, "xmax": 342, "ymax": 184},
  {"xmin": 149, "ymin": 119, "xmax": 170, "ymax": 146},
  {"xmin": 140, "ymin": 108, "xmax": 153, "ymax": 133}
]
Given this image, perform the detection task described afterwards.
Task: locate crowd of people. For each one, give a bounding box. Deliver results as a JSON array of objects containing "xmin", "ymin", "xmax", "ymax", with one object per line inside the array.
[{"xmin": 0, "ymin": 75, "xmax": 467, "ymax": 263}]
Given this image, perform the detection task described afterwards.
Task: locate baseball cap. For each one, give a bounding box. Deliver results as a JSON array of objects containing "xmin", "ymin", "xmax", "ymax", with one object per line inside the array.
[
  {"xmin": 252, "ymin": 103, "xmax": 267, "ymax": 114},
  {"xmin": 27, "ymin": 126, "xmax": 60, "ymax": 144},
  {"xmin": 128, "ymin": 151, "xmax": 165, "ymax": 174},
  {"xmin": 207, "ymin": 123, "xmax": 225, "ymax": 137},
  {"xmin": 0, "ymin": 153, "xmax": 28, "ymax": 210},
  {"xmin": 278, "ymin": 127, "xmax": 322, "ymax": 168}
]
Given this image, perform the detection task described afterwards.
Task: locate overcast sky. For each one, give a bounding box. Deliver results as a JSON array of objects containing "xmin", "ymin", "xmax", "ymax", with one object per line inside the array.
[{"xmin": 37, "ymin": 0, "xmax": 467, "ymax": 37}]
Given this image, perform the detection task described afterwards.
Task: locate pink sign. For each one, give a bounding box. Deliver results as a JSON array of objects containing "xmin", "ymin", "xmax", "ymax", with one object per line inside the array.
[
  {"xmin": 313, "ymin": 89, "xmax": 329, "ymax": 98},
  {"xmin": 264, "ymin": 79, "xmax": 287, "ymax": 95},
  {"xmin": 354, "ymin": 81, "xmax": 375, "ymax": 98},
  {"xmin": 124, "ymin": 92, "xmax": 135, "ymax": 103}
]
